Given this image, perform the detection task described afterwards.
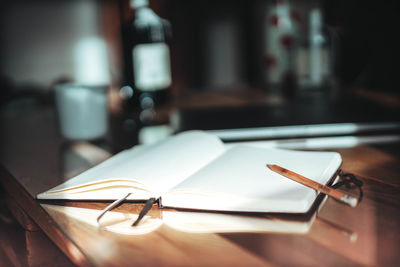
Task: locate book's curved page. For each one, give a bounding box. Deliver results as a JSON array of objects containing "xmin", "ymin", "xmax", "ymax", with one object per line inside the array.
[
  {"xmin": 163, "ymin": 146, "xmax": 341, "ymax": 213},
  {"xmin": 162, "ymin": 210, "xmax": 314, "ymax": 234},
  {"xmin": 42, "ymin": 204, "xmax": 312, "ymax": 236},
  {"xmin": 37, "ymin": 131, "xmax": 225, "ymax": 200}
]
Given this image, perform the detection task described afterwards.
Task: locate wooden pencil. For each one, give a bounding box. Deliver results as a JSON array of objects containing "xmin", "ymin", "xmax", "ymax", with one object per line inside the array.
[{"xmin": 267, "ymin": 164, "xmax": 358, "ymax": 208}]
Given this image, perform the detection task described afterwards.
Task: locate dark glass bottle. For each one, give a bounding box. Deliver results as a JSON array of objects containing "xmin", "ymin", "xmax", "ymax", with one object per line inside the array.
[{"xmin": 121, "ymin": 0, "xmax": 172, "ymax": 125}]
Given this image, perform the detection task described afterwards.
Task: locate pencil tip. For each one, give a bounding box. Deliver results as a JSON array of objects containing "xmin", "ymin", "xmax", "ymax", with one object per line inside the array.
[{"xmin": 266, "ymin": 164, "xmax": 277, "ymax": 170}]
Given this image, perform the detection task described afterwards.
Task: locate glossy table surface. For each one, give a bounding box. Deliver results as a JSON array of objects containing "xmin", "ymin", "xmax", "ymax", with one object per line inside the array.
[{"xmin": 1, "ymin": 101, "xmax": 400, "ymax": 266}]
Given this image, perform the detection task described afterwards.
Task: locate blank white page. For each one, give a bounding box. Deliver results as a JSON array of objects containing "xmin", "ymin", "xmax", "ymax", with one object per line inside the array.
[
  {"xmin": 38, "ymin": 131, "xmax": 225, "ymax": 199},
  {"xmin": 164, "ymin": 145, "xmax": 341, "ymax": 213}
]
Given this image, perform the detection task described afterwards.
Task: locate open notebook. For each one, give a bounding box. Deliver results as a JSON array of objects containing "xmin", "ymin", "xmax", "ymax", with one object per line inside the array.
[{"xmin": 37, "ymin": 131, "xmax": 342, "ymax": 214}]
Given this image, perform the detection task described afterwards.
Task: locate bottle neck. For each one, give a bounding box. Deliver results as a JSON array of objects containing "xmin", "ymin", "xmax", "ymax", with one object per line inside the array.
[
  {"xmin": 134, "ymin": 5, "xmax": 148, "ymax": 11},
  {"xmin": 130, "ymin": 0, "xmax": 149, "ymax": 10}
]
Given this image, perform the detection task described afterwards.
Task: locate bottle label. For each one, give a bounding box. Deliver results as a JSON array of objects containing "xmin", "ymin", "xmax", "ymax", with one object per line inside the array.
[{"xmin": 133, "ymin": 43, "xmax": 172, "ymax": 91}]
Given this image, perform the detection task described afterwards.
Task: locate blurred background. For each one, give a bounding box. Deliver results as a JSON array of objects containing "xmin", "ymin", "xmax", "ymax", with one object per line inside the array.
[
  {"xmin": 0, "ymin": 0, "xmax": 399, "ymax": 151},
  {"xmin": 1, "ymin": 0, "xmax": 399, "ymax": 91}
]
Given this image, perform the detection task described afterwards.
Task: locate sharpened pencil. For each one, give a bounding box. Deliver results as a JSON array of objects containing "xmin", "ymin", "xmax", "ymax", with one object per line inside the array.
[{"xmin": 267, "ymin": 164, "xmax": 358, "ymax": 208}]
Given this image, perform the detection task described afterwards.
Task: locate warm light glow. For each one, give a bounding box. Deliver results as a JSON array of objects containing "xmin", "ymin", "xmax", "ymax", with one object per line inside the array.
[{"xmin": 43, "ymin": 205, "xmax": 162, "ymax": 235}]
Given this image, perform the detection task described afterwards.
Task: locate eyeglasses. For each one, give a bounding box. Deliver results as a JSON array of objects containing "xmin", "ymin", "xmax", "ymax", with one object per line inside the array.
[{"xmin": 332, "ymin": 170, "xmax": 363, "ymax": 204}]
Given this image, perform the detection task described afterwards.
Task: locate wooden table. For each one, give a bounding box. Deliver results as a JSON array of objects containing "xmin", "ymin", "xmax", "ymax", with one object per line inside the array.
[{"xmin": 1, "ymin": 103, "xmax": 400, "ymax": 266}]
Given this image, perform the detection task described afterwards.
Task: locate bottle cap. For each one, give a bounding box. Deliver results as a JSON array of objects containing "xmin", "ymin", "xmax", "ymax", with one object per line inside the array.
[
  {"xmin": 310, "ymin": 8, "xmax": 323, "ymax": 29},
  {"xmin": 130, "ymin": 0, "xmax": 149, "ymax": 9}
]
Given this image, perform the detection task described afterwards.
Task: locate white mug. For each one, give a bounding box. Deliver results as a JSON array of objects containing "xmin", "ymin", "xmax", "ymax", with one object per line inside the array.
[{"xmin": 55, "ymin": 83, "xmax": 108, "ymax": 140}]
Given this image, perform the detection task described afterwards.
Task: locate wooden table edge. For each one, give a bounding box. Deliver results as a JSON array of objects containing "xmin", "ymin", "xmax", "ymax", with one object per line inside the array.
[{"xmin": 0, "ymin": 164, "xmax": 92, "ymax": 266}]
